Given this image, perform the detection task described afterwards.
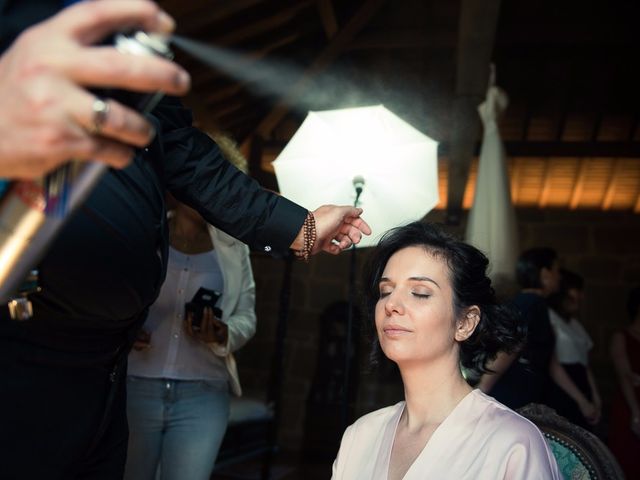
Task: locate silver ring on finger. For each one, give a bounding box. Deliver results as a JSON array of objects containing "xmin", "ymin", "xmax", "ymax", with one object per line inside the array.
[{"xmin": 89, "ymin": 97, "xmax": 110, "ymax": 135}]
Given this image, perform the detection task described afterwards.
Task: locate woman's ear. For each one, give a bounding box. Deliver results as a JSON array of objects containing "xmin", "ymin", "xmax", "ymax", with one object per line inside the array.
[{"xmin": 455, "ymin": 306, "xmax": 481, "ymax": 342}]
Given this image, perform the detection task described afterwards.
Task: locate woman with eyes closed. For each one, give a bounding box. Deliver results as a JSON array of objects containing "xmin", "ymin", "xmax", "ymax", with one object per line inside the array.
[{"xmin": 331, "ymin": 222, "xmax": 560, "ymax": 480}]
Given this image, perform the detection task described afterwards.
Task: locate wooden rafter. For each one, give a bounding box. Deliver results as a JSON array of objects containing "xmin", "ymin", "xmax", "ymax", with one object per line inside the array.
[
  {"xmin": 489, "ymin": 141, "xmax": 640, "ymax": 158},
  {"xmin": 521, "ymin": 103, "xmax": 533, "ymax": 141},
  {"xmin": 206, "ymin": 83, "xmax": 244, "ymax": 104},
  {"xmin": 591, "ymin": 112, "xmax": 604, "ymax": 142},
  {"xmin": 172, "ymin": 0, "xmax": 267, "ymax": 34},
  {"xmin": 635, "ymin": 191, "xmax": 640, "ymax": 214},
  {"xmin": 317, "ymin": 0, "xmax": 338, "ymax": 39},
  {"xmin": 569, "ymin": 158, "xmax": 590, "ymax": 210},
  {"xmin": 244, "ymin": 0, "xmax": 388, "ymax": 144},
  {"xmin": 205, "ymin": 34, "xmax": 298, "ymax": 103},
  {"xmin": 602, "ymin": 158, "xmax": 621, "ymax": 210},
  {"xmin": 447, "ymin": 0, "xmax": 502, "ymax": 224},
  {"xmin": 348, "ymin": 29, "xmax": 455, "ymax": 50},
  {"xmin": 206, "ymin": 1, "xmax": 314, "ymax": 47},
  {"xmin": 628, "ymin": 113, "xmax": 639, "ymax": 141},
  {"xmin": 210, "ymin": 100, "xmax": 247, "ymax": 121},
  {"xmin": 555, "ymin": 109, "xmax": 568, "ymax": 141},
  {"xmin": 537, "ymin": 158, "xmax": 553, "ymax": 208},
  {"xmin": 223, "ymin": 111, "xmax": 262, "ymax": 131},
  {"xmin": 194, "ymin": 32, "xmax": 301, "ymax": 89},
  {"xmin": 554, "ymin": 65, "xmax": 574, "ymax": 141}
]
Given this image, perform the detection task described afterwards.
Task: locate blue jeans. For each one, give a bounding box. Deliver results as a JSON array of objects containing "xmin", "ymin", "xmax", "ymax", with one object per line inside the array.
[{"xmin": 124, "ymin": 377, "xmax": 230, "ymax": 480}]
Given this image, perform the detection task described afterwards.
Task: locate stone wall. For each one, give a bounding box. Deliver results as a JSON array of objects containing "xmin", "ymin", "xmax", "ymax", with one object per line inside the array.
[{"xmin": 235, "ymin": 208, "xmax": 640, "ymax": 451}]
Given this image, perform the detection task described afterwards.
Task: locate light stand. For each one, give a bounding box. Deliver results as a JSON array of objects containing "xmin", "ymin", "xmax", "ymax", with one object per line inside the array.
[{"xmin": 341, "ymin": 176, "xmax": 364, "ymax": 430}]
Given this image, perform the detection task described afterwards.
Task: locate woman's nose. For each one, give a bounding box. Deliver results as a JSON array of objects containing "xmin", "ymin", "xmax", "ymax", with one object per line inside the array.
[{"xmin": 384, "ymin": 292, "xmax": 404, "ymax": 315}]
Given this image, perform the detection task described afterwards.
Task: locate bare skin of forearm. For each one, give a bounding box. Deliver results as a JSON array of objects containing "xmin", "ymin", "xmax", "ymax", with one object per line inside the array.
[
  {"xmin": 586, "ymin": 368, "xmax": 601, "ymax": 405},
  {"xmin": 549, "ymin": 354, "xmax": 589, "ymax": 404},
  {"xmin": 478, "ymin": 351, "xmax": 518, "ymax": 393}
]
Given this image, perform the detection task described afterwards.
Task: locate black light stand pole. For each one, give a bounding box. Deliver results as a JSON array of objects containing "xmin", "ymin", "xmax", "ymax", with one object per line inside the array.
[
  {"xmin": 341, "ymin": 176, "xmax": 364, "ymax": 431},
  {"xmin": 262, "ymin": 254, "xmax": 293, "ymax": 480}
]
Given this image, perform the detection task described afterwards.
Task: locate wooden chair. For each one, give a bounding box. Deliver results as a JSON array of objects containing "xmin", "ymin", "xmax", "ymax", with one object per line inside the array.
[{"xmin": 517, "ymin": 403, "xmax": 624, "ymax": 480}]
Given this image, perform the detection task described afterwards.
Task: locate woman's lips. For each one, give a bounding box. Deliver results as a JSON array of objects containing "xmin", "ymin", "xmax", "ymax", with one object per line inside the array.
[{"xmin": 383, "ymin": 324, "xmax": 412, "ymax": 336}]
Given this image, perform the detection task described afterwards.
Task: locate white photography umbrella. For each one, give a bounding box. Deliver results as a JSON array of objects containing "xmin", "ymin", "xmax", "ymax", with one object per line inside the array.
[{"xmin": 273, "ymin": 105, "xmax": 439, "ymax": 247}]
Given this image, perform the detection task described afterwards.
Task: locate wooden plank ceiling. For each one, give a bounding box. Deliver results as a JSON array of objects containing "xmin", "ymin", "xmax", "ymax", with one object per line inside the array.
[{"xmin": 159, "ymin": 0, "xmax": 640, "ymax": 217}]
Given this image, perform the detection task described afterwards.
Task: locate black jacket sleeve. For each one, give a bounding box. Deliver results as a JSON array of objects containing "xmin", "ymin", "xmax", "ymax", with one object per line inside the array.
[{"xmin": 151, "ymin": 97, "xmax": 307, "ymax": 257}]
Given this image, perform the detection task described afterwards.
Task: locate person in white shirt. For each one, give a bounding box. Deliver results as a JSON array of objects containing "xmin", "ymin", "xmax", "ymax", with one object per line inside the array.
[
  {"xmin": 547, "ymin": 269, "xmax": 602, "ymax": 428},
  {"xmin": 124, "ymin": 136, "xmax": 256, "ymax": 480}
]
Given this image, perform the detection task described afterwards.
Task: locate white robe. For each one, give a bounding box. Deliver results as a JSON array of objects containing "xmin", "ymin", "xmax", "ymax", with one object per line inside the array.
[{"xmin": 332, "ymin": 389, "xmax": 560, "ymax": 479}]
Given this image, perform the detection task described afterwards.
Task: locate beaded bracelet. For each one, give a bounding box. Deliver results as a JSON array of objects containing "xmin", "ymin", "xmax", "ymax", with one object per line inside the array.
[{"xmin": 295, "ymin": 211, "xmax": 316, "ymax": 261}]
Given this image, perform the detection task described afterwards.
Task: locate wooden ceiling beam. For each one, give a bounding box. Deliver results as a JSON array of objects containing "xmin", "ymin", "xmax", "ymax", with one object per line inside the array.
[
  {"xmin": 555, "ymin": 65, "xmax": 576, "ymax": 141},
  {"xmin": 447, "ymin": 0, "xmax": 503, "ymax": 224},
  {"xmin": 569, "ymin": 159, "xmax": 589, "ymax": 210},
  {"xmin": 206, "ymin": 83, "xmax": 245, "ymax": 104},
  {"xmin": 602, "ymin": 158, "xmax": 621, "ymax": 210},
  {"xmin": 591, "ymin": 112, "xmax": 604, "ymax": 142},
  {"xmin": 224, "ymin": 110, "xmax": 261, "ymax": 130},
  {"xmin": 628, "ymin": 113, "xmax": 639, "ymax": 141},
  {"xmin": 258, "ymin": 139, "xmax": 640, "ymax": 158},
  {"xmin": 171, "ymin": 0, "xmax": 267, "ymax": 34},
  {"xmin": 209, "ymin": 100, "xmax": 247, "ymax": 121},
  {"xmin": 244, "ymin": 0, "xmax": 388, "ymax": 146},
  {"xmin": 317, "ymin": 0, "xmax": 338, "ymax": 39},
  {"xmin": 347, "ymin": 29, "xmax": 455, "ymax": 50},
  {"xmin": 537, "ymin": 158, "xmax": 553, "ymax": 208},
  {"xmin": 501, "ymin": 141, "xmax": 640, "ymax": 158},
  {"xmin": 521, "ymin": 103, "xmax": 533, "ymax": 141},
  {"xmin": 192, "ymin": 32, "xmax": 301, "ymax": 89},
  {"xmin": 203, "ymin": 1, "xmax": 314, "ymax": 47}
]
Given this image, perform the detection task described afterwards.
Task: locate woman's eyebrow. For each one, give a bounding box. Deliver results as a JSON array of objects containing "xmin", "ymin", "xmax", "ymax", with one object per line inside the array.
[
  {"xmin": 379, "ymin": 276, "xmax": 440, "ymax": 288},
  {"xmin": 408, "ymin": 276, "xmax": 440, "ymax": 288}
]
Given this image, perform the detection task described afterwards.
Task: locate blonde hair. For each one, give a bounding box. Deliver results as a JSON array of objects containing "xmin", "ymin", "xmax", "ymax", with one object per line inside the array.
[{"xmin": 208, "ymin": 130, "xmax": 248, "ymax": 174}]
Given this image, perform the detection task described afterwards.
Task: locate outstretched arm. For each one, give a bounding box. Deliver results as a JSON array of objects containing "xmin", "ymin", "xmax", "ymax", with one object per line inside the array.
[{"xmin": 290, "ymin": 205, "xmax": 371, "ymax": 256}]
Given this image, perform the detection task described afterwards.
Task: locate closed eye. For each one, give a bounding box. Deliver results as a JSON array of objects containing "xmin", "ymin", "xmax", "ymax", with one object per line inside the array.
[{"xmin": 412, "ymin": 292, "xmax": 430, "ymax": 299}]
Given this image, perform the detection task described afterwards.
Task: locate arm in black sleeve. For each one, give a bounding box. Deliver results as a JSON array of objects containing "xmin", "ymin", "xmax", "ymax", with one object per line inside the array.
[{"xmin": 154, "ymin": 97, "xmax": 307, "ymax": 257}]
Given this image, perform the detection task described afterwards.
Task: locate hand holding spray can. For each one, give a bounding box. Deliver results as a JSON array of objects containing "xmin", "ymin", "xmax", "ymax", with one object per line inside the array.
[{"xmin": 0, "ymin": 31, "xmax": 174, "ymax": 316}]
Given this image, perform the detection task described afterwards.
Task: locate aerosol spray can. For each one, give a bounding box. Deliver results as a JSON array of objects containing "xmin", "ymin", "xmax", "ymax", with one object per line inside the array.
[{"xmin": 0, "ymin": 31, "xmax": 174, "ymax": 317}]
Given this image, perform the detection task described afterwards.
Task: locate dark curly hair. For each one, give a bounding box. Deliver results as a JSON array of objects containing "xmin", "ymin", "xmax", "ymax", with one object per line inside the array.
[{"xmin": 363, "ymin": 221, "xmax": 524, "ymax": 378}]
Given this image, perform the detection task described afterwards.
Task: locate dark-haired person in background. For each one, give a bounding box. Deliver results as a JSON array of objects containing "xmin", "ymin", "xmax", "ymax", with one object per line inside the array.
[
  {"xmin": 479, "ymin": 247, "xmax": 561, "ymax": 408},
  {"xmin": 609, "ymin": 286, "xmax": 640, "ymax": 478},
  {"xmin": 331, "ymin": 223, "xmax": 559, "ymax": 479},
  {"xmin": 546, "ymin": 269, "xmax": 601, "ymax": 429},
  {"xmin": 479, "ymin": 249, "xmax": 599, "ymax": 425}
]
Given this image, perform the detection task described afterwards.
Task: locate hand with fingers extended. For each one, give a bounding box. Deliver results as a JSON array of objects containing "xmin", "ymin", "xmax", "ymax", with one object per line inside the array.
[
  {"xmin": 0, "ymin": 0, "xmax": 191, "ymax": 179},
  {"xmin": 290, "ymin": 205, "xmax": 372, "ymax": 256},
  {"xmin": 184, "ymin": 306, "xmax": 229, "ymax": 346}
]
